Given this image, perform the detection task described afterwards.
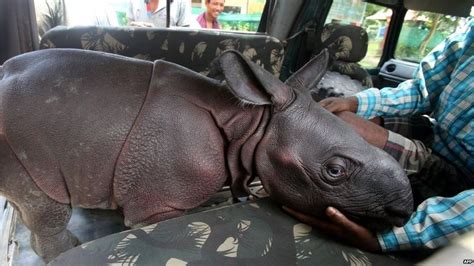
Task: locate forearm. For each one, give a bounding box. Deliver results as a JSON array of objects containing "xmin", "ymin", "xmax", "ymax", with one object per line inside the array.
[
  {"xmin": 377, "ymin": 189, "xmax": 474, "ymax": 251},
  {"xmin": 335, "ymin": 111, "xmax": 388, "ymax": 149},
  {"xmin": 355, "ymin": 80, "xmax": 431, "ymax": 119}
]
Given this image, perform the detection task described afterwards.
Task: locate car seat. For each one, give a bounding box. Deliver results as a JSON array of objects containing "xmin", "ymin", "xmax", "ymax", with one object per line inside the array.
[{"xmin": 311, "ymin": 23, "xmax": 374, "ymax": 101}]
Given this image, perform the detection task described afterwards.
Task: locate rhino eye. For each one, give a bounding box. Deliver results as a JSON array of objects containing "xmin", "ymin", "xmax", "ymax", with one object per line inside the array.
[
  {"xmin": 323, "ymin": 157, "xmax": 349, "ymax": 184},
  {"xmin": 327, "ymin": 165, "xmax": 344, "ymax": 177}
]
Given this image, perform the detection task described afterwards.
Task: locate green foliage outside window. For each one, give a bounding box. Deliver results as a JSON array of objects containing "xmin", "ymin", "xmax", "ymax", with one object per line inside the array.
[
  {"xmin": 395, "ymin": 13, "xmax": 463, "ymax": 62},
  {"xmin": 219, "ymin": 13, "xmax": 261, "ymax": 32},
  {"xmin": 326, "ymin": 0, "xmax": 468, "ymax": 67}
]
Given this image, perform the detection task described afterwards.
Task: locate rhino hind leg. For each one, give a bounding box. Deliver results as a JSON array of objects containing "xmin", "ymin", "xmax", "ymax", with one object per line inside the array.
[{"xmin": 0, "ymin": 138, "xmax": 78, "ymax": 262}]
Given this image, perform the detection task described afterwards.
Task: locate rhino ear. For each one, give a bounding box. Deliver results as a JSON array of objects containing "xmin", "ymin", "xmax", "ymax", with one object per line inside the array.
[
  {"xmin": 218, "ymin": 50, "xmax": 293, "ymax": 110},
  {"xmin": 285, "ymin": 49, "xmax": 329, "ymax": 92}
]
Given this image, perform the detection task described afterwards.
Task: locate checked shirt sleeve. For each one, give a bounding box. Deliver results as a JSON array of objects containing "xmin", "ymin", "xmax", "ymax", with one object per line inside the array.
[
  {"xmin": 377, "ymin": 189, "xmax": 474, "ymax": 251},
  {"xmin": 354, "ymin": 80, "xmax": 430, "ymax": 119},
  {"xmin": 354, "ymin": 24, "xmax": 469, "ymax": 120}
]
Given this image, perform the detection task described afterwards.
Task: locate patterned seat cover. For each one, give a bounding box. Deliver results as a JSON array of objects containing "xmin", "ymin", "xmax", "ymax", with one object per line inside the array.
[{"xmin": 40, "ymin": 26, "xmax": 285, "ymax": 77}]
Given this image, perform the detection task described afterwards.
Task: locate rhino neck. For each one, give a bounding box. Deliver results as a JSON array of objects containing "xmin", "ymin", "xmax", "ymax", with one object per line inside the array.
[
  {"xmin": 209, "ymin": 93, "xmax": 271, "ymax": 198},
  {"xmin": 150, "ymin": 61, "xmax": 271, "ymax": 198}
]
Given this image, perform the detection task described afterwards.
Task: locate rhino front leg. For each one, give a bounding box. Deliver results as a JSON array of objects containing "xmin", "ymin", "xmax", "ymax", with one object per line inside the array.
[
  {"xmin": 0, "ymin": 139, "xmax": 78, "ymax": 262},
  {"xmin": 29, "ymin": 225, "xmax": 79, "ymax": 262},
  {"xmin": 22, "ymin": 199, "xmax": 79, "ymax": 262}
]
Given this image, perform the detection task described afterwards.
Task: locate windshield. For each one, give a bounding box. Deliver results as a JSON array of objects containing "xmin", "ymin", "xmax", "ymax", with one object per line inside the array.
[{"xmin": 34, "ymin": 0, "xmax": 267, "ymax": 36}]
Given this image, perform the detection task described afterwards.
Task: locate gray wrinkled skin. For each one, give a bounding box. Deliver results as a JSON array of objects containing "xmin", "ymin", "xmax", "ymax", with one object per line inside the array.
[{"xmin": 0, "ymin": 48, "xmax": 413, "ymax": 262}]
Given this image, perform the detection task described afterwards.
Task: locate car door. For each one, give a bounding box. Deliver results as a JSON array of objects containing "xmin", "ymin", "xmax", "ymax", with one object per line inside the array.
[
  {"xmin": 285, "ymin": 0, "xmax": 472, "ymax": 91},
  {"xmin": 377, "ymin": 5, "xmax": 471, "ymax": 89}
]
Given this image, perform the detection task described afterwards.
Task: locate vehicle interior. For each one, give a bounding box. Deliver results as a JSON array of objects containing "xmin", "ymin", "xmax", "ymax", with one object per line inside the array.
[{"xmin": 0, "ymin": 0, "xmax": 472, "ymax": 264}]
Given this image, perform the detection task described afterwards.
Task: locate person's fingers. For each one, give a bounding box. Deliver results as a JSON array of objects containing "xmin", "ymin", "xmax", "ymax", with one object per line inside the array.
[
  {"xmin": 319, "ymin": 98, "xmax": 349, "ymax": 113},
  {"xmin": 326, "ymin": 102, "xmax": 342, "ymax": 113},
  {"xmin": 325, "ymin": 207, "xmax": 376, "ymax": 243},
  {"xmin": 326, "ymin": 207, "xmax": 348, "ymax": 223},
  {"xmin": 282, "ymin": 206, "xmax": 319, "ymax": 224},
  {"xmin": 319, "ymin": 100, "xmax": 339, "ymax": 112},
  {"xmin": 284, "ymin": 206, "xmax": 381, "ymax": 252},
  {"xmin": 282, "ymin": 206, "xmax": 342, "ymax": 233},
  {"xmin": 318, "ymin": 98, "xmax": 334, "ymax": 108},
  {"xmin": 284, "ymin": 206, "xmax": 360, "ymax": 234},
  {"xmin": 325, "ymin": 207, "xmax": 362, "ymax": 232},
  {"xmin": 326, "ymin": 207, "xmax": 381, "ymax": 252}
]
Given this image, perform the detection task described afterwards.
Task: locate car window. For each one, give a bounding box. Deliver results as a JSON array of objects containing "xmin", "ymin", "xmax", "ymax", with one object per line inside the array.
[
  {"xmin": 394, "ymin": 10, "xmax": 471, "ymax": 62},
  {"xmin": 325, "ymin": 0, "xmax": 392, "ymax": 68},
  {"xmin": 35, "ymin": 0, "xmax": 266, "ymax": 35}
]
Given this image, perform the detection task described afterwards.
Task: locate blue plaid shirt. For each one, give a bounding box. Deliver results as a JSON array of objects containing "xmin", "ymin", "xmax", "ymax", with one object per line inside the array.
[{"xmin": 355, "ymin": 21, "xmax": 474, "ymax": 251}]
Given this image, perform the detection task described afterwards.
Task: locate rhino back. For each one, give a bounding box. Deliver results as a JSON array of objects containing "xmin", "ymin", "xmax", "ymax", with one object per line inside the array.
[{"xmin": 0, "ymin": 49, "xmax": 153, "ymax": 208}]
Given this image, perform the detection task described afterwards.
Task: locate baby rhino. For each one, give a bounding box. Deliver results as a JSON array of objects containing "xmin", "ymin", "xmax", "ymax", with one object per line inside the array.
[{"xmin": 0, "ymin": 49, "xmax": 413, "ymax": 261}]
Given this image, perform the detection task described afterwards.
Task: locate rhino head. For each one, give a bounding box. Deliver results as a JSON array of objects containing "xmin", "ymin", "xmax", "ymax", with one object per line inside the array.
[{"xmin": 217, "ymin": 50, "xmax": 413, "ymax": 230}]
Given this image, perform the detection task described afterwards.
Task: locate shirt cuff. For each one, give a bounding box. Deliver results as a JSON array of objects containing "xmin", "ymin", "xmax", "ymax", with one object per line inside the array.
[
  {"xmin": 376, "ymin": 227, "xmax": 414, "ymax": 252},
  {"xmin": 377, "ymin": 231, "xmax": 399, "ymax": 252}
]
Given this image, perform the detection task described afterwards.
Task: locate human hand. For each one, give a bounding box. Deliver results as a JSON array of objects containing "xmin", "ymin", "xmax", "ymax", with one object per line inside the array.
[
  {"xmin": 283, "ymin": 206, "xmax": 381, "ymax": 252},
  {"xmin": 319, "ymin": 96, "xmax": 358, "ymax": 113}
]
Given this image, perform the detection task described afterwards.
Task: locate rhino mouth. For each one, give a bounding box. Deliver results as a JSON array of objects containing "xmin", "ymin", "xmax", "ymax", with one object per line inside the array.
[
  {"xmin": 345, "ymin": 211, "xmax": 410, "ymax": 231},
  {"xmin": 341, "ymin": 190, "xmax": 414, "ymax": 230}
]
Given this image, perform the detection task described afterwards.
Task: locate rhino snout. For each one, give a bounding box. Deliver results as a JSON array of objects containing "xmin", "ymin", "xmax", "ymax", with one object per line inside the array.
[
  {"xmin": 384, "ymin": 200, "xmax": 413, "ymax": 227},
  {"xmin": 366, "ymin": 148, "xmax": 414, "ymax": 227},
  {"xmin": 381, "ymin": 167, "xmax": 414, "ymax": 227}
]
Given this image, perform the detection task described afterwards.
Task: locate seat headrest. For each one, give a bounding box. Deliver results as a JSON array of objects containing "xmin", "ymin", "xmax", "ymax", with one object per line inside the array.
[{"xmin": 320, "ymin": 23, "xmax": 368, "ymax": 62}]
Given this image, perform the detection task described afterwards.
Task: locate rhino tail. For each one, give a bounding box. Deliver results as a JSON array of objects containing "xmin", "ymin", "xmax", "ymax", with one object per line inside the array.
[{"xmin": 0, "ymin": 65, "xmax": 3, "ymax": 80}]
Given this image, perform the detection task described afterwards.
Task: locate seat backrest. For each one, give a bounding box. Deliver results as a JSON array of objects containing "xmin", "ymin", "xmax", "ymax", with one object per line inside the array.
[
  {"xmin": 40, "ymin": 26, "xmax": 285, "ymax": 77},
  {"xmin": 321, "ymin": 23, "xmax": 372, "ymax": 86},
  {"xmin": 320, "ymin": 23, "xmax": 368, "ymax": 63},
  {"xmin": 311, "ymin": 23, "xmax": 373, "ymax": 100}
]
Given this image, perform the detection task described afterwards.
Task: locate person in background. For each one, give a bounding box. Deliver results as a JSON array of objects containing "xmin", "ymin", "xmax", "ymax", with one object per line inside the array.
[
  {"xmin": 127, "ymin": 0, "xmax": 192, "ymax": 28},
  {"xmin": 196, "ymin": 0, "xmax": 225, "ymax": 29},
  {"xmin": 61, "ymin": 0, "xmax": 119, "ymax": 27},
  {"xmin": 285, "ymin": 20, "xmax": 473, "ymax": 252}
]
